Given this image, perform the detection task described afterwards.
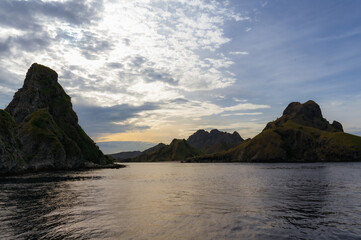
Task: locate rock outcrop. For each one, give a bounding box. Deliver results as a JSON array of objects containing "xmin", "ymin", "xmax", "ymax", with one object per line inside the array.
[
  {"xmin": 187, "ymin": 129, "xmax": 244, "ymax": 154},
  {"xmin": 0, "ymin": 63, "xmax": 114, "ymax": 175},
  {"xmin": 113, "ymin": 129, "xmax": 243, "ymax": 162},
  {"xmin": 187, "ymin": 100, "xmax": 361, "ymax": 162},
  {"xmin": 263, "ymin": 100, "xmax": 343, "ymax": 132}
]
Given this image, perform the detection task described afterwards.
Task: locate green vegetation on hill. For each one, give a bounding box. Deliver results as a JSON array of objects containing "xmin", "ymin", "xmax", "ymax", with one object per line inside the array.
[
  {"xmin": 19, "ymin": 109, "xmax": 68, "ymax": 166},
  {"xmin": 188, "ymin": 101, "xmax": 361, "ymax": 162},
  {"xmin": 0, "ymin": 110, "xmax": 25, "ymax": 173},
  {"xmin": 0, "ymin": 110, "xmax": 16, "ymax": 139},
  {"xmin": 110, "ymin": 143, "xmax": 166, "ymax": 161},
  {"xmin": 1, "ymin": 63, "xmax": 114, "ymax": 174},
  {"xmin": 132, "ymin": 139, "xmax": 201, "ymax": 162},
  {"xmin": 113, "ymin": 129, "xmax": 243, "ymax": 162}
]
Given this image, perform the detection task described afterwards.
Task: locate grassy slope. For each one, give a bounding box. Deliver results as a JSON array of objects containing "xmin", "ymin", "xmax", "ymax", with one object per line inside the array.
[
  {"xmin": 19, "ymin": 108, "xmax": 77, "ymax": 163},
  {"xmin": 0, "ymin": 110, "xmax": 24, "ymax": 165},
  {"xmin": 0, "ymin": 110, "xmax": 17, "ymax": 139},
  {"xmin": 132, "ymin": 139, "xmax": 201, "ymax": 162},
  {"xmin": 190, "ymin": 120, "xmax": 361, "ymax": 162},
  {"xmin": 27, "ymin": 64, "xmax": 111, "ymax": 164}
]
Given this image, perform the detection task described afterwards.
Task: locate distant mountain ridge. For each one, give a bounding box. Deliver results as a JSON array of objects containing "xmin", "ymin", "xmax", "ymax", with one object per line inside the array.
[
  {"xmin": 125, "ymin": 139, "xmax": 200, "ymax": 162},
  {"xmin": 112, "ymin": 129, "xmax": 244, "ymax": 162},
  {"xmin": 187, "ymin": 100, "xmax": 361, "ymax": 162},
  {"xmin": 110, "ymin": 143, "xmax": 166, "ymax": 161},
  {"xmin": 187, "ymin": 129, "xmax": 244, "ymax": 154}
]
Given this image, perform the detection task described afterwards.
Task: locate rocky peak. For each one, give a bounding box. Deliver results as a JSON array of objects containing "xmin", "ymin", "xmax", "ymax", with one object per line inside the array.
[
  {"xmin": 171, "ymin": 138, "xmax": 182, "ymax": 145},
  {"xmin": 132, "ymin": 138, "xmax": 200, "ymax": 162},
  {"xmin": 264, "ymin": 100, "xmax": 343, "ymax": 132},
  {"xmin": 232, "ymin": 131, "xmax": 241, "ymax": 138},
  {"xmin": 187, "ymin": 129, "xmax": 244, "ymax": 154},
  {"xmin": 283, "ymin": 100, "xmax": 323, "ymax": 122},
  {"xmin": 331, "ymin": 120, "xmax": 343, "ymax": 132},
  {"xmin": 6, "ymin": 63, "xmax": 75, "ymax": 124},
  {"xmin": 193, "ymin": 129, "xmax": 209, "ymax": 137},
  {"xmin": 1, "ymin": 63, "xmax": 111, "ymax": 173},
  {"xmin": 23, "ymin": 63, "xmax": 58, "ymax": 89},
  {"xmin": 210, "ymin": 129, "xmax": 221, "ymax": 135}
]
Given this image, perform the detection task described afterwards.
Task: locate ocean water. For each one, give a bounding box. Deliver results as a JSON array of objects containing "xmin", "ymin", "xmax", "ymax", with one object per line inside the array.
[{"xmin": 1, "ymin": 162, "xmax": 361, "ymax": 240}]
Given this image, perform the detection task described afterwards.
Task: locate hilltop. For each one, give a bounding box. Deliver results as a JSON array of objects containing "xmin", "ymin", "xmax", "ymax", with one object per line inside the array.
[
  {"xmin": 113, "ymin": 129, "xmax": 244, "ymax": 162},
  {"xmin": 187, "ymin": 100, "xmax": 361, "ymax": 162},
  {"xmin": 187, "ymin": 129, "xmax": 244, "ymax": 154},
  {"xmin": 129, "ymin": 139, "xmax": 200, "ymax": 162},
  {"xmin": 0, "ymin": 63, "xmax": 118, "ymax": 175},
  {"xmin": 110, "ymin": 143, "xmax": 166, "ymax": 161}
]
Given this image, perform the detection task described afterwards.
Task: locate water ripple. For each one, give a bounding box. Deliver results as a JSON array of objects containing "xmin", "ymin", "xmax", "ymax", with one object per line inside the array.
[{"xmin": 1, "ymin": 163, "xmax": 361, "ymax": 239}]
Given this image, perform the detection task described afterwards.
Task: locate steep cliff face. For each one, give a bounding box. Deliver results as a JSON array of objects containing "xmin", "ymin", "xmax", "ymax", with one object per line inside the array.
[
  {"xmin": 187, "ymin": 129, "xmax": 244, "ymax": 153},
  {"xmin": 0, "ymin": 110, "xmax": 25, "ymax": 174},
  {"xmin": 188, "ymin": 101, "xmax": 361, "ymax": 162},
  {"xmin": 1, "ymin": 63, "xmax": 112, "ymax": 174}
]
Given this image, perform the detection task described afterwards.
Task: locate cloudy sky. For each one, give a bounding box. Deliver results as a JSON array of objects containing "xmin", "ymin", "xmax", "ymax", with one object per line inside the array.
[{"xmin": 1, "ymin": 0, "xmax": 361, "ymax": 153}]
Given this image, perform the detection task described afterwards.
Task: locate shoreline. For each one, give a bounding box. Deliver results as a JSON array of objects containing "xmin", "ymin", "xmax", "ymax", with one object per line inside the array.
[{"xmin": 0, "ymin": 163, "xmax": 127, "ymax": 178}]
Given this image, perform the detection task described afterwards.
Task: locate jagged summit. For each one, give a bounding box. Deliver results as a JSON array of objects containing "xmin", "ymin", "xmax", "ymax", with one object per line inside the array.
[
  {"xmin": 188, "ymin": 100, "xmax": 361, "ymax": 163},
  {"xmin": 187, "ymin": 129, "xmax": 244, "ymax": 154},
  {"xmin": 6, "ymin": 63, "xmax": 75, "ymax": 124},
  {"xmin": 264, "ymin": 100, "xmax": 343, "ymax": 132},
  {"xmin": 23, "ymin": 63, "xmax": 58, "ymax": 88},
  {"xmin": 114, "ymin": 129, "xmax": 244, "ymax": 162},
  {"xmin": 131, "ymin": 139, "xmax": 200, "ymax": 162},
  {"xmin": 283, "ymin": 100, "xmax": 321, "ymax": 117},
  {"xmin": 0, "ymin": 63, "xmax": 113, "ymax": 174}
]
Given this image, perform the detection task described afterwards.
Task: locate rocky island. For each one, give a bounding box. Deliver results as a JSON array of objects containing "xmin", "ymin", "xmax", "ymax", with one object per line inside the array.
[
  {"xmin": 187, "ymin": 129, "xmax": 244, "ymax": 154},
  {"xmin": 0, "ymin": 63, "xmax": 121, "ymax": 175},
  {"xmin": 111, "ymin": 129, "xmax": 245, "ymax": 162},
  {"xmin": 110, "ymin": 143, "xmax": 166, "ymax": 161},
  {"xmin": 187, "ymin": 100, "xmax": 361, "ymax": 162},
  {"xmin": 124, "ymin": 139, "xmax": 200, "ymax": 162}
]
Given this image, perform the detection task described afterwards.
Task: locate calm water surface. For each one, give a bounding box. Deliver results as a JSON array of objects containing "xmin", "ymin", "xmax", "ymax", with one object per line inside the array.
[{"xmin": 1, "ymin": 162, "xmax": 361, "ymax": 239}]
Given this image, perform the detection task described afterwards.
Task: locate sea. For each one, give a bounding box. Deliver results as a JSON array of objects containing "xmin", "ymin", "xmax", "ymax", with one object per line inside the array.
[{"xmin": 1, "ymin": 162, "xmax": 361, "ymax": 239}]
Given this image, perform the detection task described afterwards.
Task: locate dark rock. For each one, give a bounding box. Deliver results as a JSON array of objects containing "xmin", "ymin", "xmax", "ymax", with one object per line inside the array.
[
  {"xmin": 129, "ymin": 139, "xmax": 200, "ymax": 162},
  {"xmin": 109, "ymin": 143, "xmax": 166, "ymax": 161},
  {"xmin": 331, "ymin": 121, "xmax": 343, "ymax": 132},
  {"xmin": 142, "ymin": 143, "xmax": 166, "ymax": 154},
  {"xmin": 0, "ymin": 110, "xmax": 25, "ymax": 174},
  {"xmin": 188, "ymin": 100, "xmax": 361, "ymax": 163},
  {"xmin": 264, "ymin": 100, "xmax": 343, "ymax": 132},
  {"xmin": 0, "ymin": 63, "xmax": 113, "ymax": 175},
  {"xmin": 109, "ymin": 151, "xmax": 142, "ymax": 161},
  {"xmin": 187, "ymin": 129, "xmax": 244, "ymax": 154}
]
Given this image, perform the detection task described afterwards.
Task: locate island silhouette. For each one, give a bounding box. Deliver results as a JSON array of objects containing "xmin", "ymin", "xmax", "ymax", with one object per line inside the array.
[{"xmin": 1, "ymin": 64, "xmax": 361, "ymax": 175}]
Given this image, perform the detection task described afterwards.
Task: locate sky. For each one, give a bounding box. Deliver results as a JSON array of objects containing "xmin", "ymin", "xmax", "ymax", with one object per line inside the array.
[{"xmin": 0, "ymin": 0, "xmax": 361, "ymax": 154}]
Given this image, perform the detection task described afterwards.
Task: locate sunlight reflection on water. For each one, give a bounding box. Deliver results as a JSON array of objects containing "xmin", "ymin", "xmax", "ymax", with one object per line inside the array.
[{"xmin": 1, "ymin": 162, "xmax": 361, "ymax": 239}]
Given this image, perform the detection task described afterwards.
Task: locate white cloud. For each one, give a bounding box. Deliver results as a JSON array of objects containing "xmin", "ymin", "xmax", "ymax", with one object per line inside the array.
[
  {"xmin": 0, "ymin": 0, "xmax": 271, "ymax": 144},
  {"xmin": 233, "ymin": 97, "xmax": 248, "ymax": 103},
  {"xmin": 98, "ymin": 99, "xmax": 270, "ymax": 142},
  {"xmin": 0, "ymin": 86, "xmax": 14, "ymax": 94},
  {"xmin": 0, "ymin": 0, "xmax": 250, "ymax": 106},
  {"xmin": 223, "ymin": 103, "xmax": 270, "ymax": 111},
  {"xmin": 229, "ymin": 51, "xmax": 249, "ymax": 55},
  {"xmin": 221, "ymin": 112, "xmax": 263, "ymax": 117}
]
